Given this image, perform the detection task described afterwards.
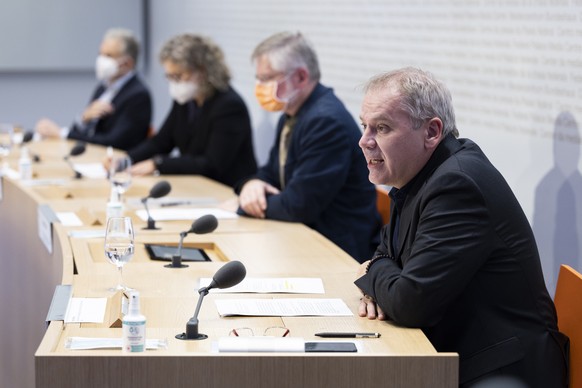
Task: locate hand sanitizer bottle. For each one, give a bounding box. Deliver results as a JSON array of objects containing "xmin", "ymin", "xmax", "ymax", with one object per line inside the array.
[
  {"xmin": 106, "ymin": 187, "xmax": 123, "ymax": 220},
  {"xmin": 122, "ymin": 290, "xmax": 146, "ymax": 352},
  {"xmin": 19, "ymin": 146, "xmax": 33, "ymax": 180}
]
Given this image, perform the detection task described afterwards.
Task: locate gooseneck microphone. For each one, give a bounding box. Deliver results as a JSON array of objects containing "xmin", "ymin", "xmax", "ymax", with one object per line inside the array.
[
  {"xmin": 20, "ymin": 131, "xmax": 41, "ymax": 163},
  {"xmin": 63, "ymin": 141, "xmax": 86, "ymax": 179},
  {"xmin": 141, "ymin": 180, "xmax": 172, "ymax": 230},
  {"xmin": 176, "ymin": 260, "xmax": 247, "ymax": 340},
  {"xmin": 21, "ymin": 131, "xmax": 34, "ymax": 144},
  {"xmin": 166, "ymin": 214, "xmax": 219, "ymax": 268}
]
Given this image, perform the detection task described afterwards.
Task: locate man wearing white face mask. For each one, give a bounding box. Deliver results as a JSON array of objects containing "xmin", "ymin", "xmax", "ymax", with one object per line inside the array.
[
  {"xmin": 35, "ymin": 28, "xmax": 151, "ymax": 151},
  {"xmin": 125, "ymin": 34, "xmax": 257, "ymax": 187},
  {"xmin": 235, "ymin": 32, "xmax": 382, "ymax": 263}
]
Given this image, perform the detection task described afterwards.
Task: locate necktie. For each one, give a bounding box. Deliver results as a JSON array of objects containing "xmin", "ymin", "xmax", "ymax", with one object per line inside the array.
[{"xmin": 278, "ymin": 116, "xmax": 296, "ymax": 189}]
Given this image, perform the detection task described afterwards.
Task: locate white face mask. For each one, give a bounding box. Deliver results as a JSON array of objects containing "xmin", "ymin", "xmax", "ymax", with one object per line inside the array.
[
  {"xmin": 95, "ymin": 55, "xmax": 119, "ymax": 82},
  {"xmin": 169, "ymin": 80, "xmax": 199, "ymax": 105}
]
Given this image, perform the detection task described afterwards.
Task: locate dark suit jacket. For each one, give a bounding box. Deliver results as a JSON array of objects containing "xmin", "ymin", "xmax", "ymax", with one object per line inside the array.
[
  {"xmin": 128, "ymin": 86, "xmax": 257, "ymax": 188},
  {"xmin": 355, "ymin": 135, "xmax": 569, "ymax": 387},
  {"xmin": 68, "ymin": 74, "xmax": 151, "ymax": 151},
  {"xmin": 236, "ymin": 83, "xmax": 381, "ymax": 262}
]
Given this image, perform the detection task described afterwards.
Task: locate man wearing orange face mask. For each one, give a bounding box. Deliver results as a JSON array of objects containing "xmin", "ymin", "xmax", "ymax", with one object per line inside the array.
[{"xmin": 235, "ymin": 31, "xmax": 382, "ymax": 263}]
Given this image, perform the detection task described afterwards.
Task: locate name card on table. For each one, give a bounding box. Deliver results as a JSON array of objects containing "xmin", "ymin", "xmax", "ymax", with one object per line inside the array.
[
  {"xmin": 217, "ymin": 337, "xmax": 305, "ymax": 353},
  {"xmin": 37, "ymin": 204, "xmax": 58, "ymax": 254}
]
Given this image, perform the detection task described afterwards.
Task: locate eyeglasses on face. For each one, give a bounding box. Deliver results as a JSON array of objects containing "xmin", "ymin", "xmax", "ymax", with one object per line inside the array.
[
  {"xmin": 255, "ymin": 69, "xmax": 298, "ymax": 84},
  {"xmin": 165, "ymin": 71, "xmax": 195, "ymax": 82},
  {"xmin": 229, "ymin": 326, "xmax": 290, "ymax": 337}
]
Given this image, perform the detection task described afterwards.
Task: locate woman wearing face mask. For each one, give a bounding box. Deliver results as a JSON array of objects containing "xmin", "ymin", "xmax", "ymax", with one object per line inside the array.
[{"xmin": 126, "ymin": 34, "xmax": 257, "ymax": 188}]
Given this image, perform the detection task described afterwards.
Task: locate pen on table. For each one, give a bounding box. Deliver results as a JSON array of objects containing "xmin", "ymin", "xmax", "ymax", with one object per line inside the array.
[
  {"xmin": 160, "ymin": 201, "xmax": 192, "ymax": 207},
  {"xmin": 314, "ymin": 332, "xmax": 381, "ymax": 338}
]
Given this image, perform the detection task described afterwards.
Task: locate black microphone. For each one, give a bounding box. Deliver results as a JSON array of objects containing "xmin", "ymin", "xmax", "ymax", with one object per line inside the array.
[
  {"xmin": 176, "ymin": 260, "xmax": 247, "ymax": 340},
  {"xmin": 166, "ymin": 215, "xmax": 219, "ymax": 268},
  {"xmin": 21, "ymin": 131, "xmax": 34, "ymax": 144},
  {"xmin": 63, "ymin": 142, "xmax": 86, "ymax": 179},
  {"xmin": 141, "ymin": 180, "xmax": 172, "ymax": 230},
  {"xmin": 20, "ymin": 131, "xmax": 41, "ymax": 163}
]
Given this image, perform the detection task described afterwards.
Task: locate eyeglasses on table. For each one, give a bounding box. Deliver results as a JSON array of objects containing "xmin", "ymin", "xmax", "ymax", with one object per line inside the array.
[{"xmin": 228, "ymin": 326, "xmax": 290, "ymax": 337}]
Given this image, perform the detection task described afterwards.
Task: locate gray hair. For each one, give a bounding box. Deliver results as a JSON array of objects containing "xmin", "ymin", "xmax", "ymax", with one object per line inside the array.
[
  {"xmin": 364, "ymin": 67, "xmax": 458, "ymax": 137},
  {"xmin": 159, "ymin": 34, "xmax": 231, "ymax": 94},
  {"xmin": 104, "ymin": 28, "xmax": 139, "ymax": 63},
  {"xmin": 251, "ymin": 31, "xmax": 320, "ymax": 81}
]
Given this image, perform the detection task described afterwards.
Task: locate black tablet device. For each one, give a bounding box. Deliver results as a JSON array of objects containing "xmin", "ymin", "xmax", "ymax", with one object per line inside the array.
[{"xmin": 145, "ymin": 244, "xmax": 211, "ymax": 262}]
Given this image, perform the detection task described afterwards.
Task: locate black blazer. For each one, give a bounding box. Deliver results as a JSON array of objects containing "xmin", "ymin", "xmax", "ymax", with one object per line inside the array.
[
  {"xmin": 356, "ymin": 135, "xmax": 569, "ymax": 387},
  {"xmin": 68, "ymin": 74, "xmax": 152, "ymax": 151},
  {"xmin": 128, "ymin": 86, "xmax": 257, "ymax": 188}
]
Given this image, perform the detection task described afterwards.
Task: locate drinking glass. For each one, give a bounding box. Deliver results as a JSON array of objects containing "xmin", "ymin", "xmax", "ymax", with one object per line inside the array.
[
  {"xmin": 104, "ymin": 216, "xmax": 135, "ymax": 291},
  {"xmin": 109, "ymin": 156, "xmax": 132, "ymax": 196}
]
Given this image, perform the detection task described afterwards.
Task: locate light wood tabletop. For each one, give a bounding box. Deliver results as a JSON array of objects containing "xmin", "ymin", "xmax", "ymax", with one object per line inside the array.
[{"xmin": 0, "ymin": 139, "xmax": 458, "ymax": 388}]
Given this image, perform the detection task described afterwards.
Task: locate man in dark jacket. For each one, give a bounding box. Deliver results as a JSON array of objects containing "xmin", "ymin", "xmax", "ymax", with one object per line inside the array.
[
  {"xmin": 35, "ymin": 28, "xmax": 151, "ymax": 151},
  {"xmin": 236, "ymin": 31, "xmax": 381, "ymax": 263},
  {"xmin": 355, "ymin": 67, "xmax": 569, "ymax": 387}
]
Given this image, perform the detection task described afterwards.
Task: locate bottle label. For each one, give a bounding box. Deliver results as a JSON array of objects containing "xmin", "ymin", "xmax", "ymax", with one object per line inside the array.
[
  {"xmin": 19, "ymin": 161, "xmax": 32, "ymax": 180},
  {"xmin": 122, "ymin": 320, "xmax": 146, "ymax": 352}
]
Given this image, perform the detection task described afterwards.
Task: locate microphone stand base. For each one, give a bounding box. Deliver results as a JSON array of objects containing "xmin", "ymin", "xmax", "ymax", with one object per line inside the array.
[
  {"xmin": 164, "ymin": 263, "xmax": 189, "ymax": 268},
  {"xmin": 166, "ymin": 254, "xmax": 188, "ymax": 268},
  {"xmin": 175, "ymin": 332, "xmax": 208, "ymax": 341},
  {"xmin": 143, "ymin": 218, "xmax": 160, "ymax": 230}
]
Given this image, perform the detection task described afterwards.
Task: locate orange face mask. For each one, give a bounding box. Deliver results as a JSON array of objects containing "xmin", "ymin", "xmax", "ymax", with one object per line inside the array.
[{"xmin": 254, "ymin": 81, "xmax": 286, "ymax": 112}]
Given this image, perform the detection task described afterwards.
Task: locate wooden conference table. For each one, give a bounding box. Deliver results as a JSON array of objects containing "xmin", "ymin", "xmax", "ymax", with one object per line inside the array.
[{"xmin": 0, "ymin": 139, "xmax": 458, "ymax": 388}]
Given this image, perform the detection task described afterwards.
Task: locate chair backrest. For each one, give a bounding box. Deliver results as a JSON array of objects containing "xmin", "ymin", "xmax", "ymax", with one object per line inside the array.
[
  {"xmin": 554, "ymin": 264, "xmax": 582, "ymax": 388},
  {"xmin": 376, "ymin": 186, "xmax": 391, "ymax": 226}
]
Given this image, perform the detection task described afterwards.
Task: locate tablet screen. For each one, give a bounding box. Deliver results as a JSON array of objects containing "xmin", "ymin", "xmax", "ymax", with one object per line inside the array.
[{"xmin": 145, "ymin": 244, "xmax": 210, "ymax": 262}]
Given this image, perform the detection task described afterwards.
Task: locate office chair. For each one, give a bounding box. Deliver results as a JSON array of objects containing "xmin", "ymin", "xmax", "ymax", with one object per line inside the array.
[{"xmin": 554, "ymin": 264, "xmax": 582, "ymax": 388}]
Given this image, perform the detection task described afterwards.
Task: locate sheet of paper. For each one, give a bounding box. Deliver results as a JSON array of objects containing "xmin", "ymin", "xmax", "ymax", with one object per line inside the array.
[
  {"xmin": 20, "ymin": 178, "xmax": 68, "ymax": 187},
  {"xmin": 64, "ymin": 297, "xmax": 107, "ymax": 323},
  {"xmin": 126, "ymin": 196, "xmax": 218, "ymax": 209},
  {"xmin": 57, "ymin": 212, "xmax": 83, "ymax": 226},
  {"xmin": 68, "ymin": 229, "xmax": 106, "ymax": 239},
  {"xmin": 72, "ymin": 163, "xmax": 107, "ymax": 179},
  {"xmin": 200, "ymin": 278, "xmax": 325, "ymax": 294},
  {"xmin": 1, "ymin": 166, "xmax": 20, "ymax": 179},
  {"xmin": 135, "ymin": 207, "xmax": 237, "ymax": 221},
  {"xmin": 65, "ymin": 337, "xmax": 168, "ymax": 350},
  {"xmin": 215, "ymin": 298, "xmax": 353, "ymax": 317}
]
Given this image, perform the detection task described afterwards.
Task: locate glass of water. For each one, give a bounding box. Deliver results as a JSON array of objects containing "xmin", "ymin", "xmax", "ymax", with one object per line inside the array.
[
  {"xmin": 109, "ymin": 155, "xmax": 132, "ymax": 197},
  {"xmin": 104, "ymin": 216, "xmax": 135, "ymax": 291}
]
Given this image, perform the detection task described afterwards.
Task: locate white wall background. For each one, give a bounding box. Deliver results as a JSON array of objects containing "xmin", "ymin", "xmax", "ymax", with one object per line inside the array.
[
  {"xmin": 1, "ymin": 0, "xmax": 581, "ymax": 294},
  {"xmin": 0, "ymin": 0, "xmax": 144, "ymax": 71}
]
